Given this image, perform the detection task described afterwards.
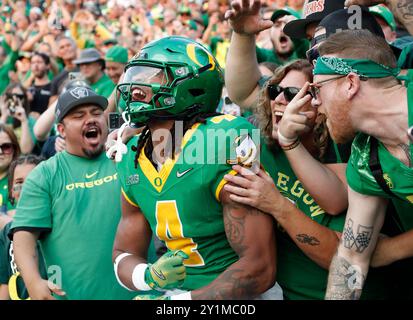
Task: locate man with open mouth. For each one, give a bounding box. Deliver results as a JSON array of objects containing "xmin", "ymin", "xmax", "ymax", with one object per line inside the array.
[{"xmin": 9, "ymin": 86, "xmax": 138, "ymax": 300}]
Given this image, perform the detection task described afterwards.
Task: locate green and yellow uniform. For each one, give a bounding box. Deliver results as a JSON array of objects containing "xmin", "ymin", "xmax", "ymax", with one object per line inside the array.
[
  {"xmin": 91, "ymin": 73, "xmax": 115, "ymax": 98},
  {"xmin": 10, "ymin": 151, "xmax": 136, "ymax": 300},
  {"xmin": 117, "ymin": 115, "xmax": 273, "ymax": 291}
]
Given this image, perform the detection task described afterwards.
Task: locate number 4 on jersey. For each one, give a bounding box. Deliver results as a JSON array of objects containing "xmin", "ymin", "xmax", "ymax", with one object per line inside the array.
[{"xmin": 155, "ymin": 200, "xmax": 205, "ymax": 267}]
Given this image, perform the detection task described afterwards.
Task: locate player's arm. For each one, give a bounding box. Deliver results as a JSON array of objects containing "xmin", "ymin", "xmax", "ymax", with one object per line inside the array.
[
  {"xmin": 325, "ymin": 187, "xmax": 387, "ymax": 300},
  {"xmin": 113, "ymin": 193, "xmax": 187, "ymax": 292},
  {"xmin": 112, "ymin": 193, "xmax": 154, "ymax": 290},
  {"xmin": 224, "ymin": 166, "xmax": 341, "ymax": 270},
  {"xmin": 190, "ymin": 187, "xmax": 276, "ymax": 300}
]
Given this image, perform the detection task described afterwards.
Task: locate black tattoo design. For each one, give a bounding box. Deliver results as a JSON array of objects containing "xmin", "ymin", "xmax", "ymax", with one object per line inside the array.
[
  {"xmin": 224, "ymin": 209, "xmax": 247, "ymax": 253},
  {"xmin": 342, "ymin": 219, "xmax": 373, "ymax": 253},
  {"xmin": 191, "ymin": 269, "xmax": 259, "ymax": 300},
  {"xmin": 296, "ymin": 234, "xmax": 320, "ymax": 246},
  {"xmin": 325, "ymin": 254, "xmax": 366, "ymax": 300},
  {"xmin": 396, "ymin": 0, "xmax": 413, "ymax": 20}
]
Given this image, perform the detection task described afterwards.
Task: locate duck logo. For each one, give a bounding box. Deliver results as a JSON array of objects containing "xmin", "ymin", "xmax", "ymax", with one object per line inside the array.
[{"xmin": 70, "ymin": 87, "xmax": 89, "ymax": 99}]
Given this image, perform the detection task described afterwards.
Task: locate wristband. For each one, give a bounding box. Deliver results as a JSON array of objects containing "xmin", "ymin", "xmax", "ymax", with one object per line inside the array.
[
  {"xmin": 132, "ymin": 263, "xmax": 152, "ymax": 291},
  {"xmin": 114, "ymin": 252, "xmax": 133, "ymax": 291},
  {"xmin": 281, "ymin": 139, "xmax": 300, "ymax": 151},
  {"xmin": 170, "ymin": 291, "xmax": 192, "ymax": 300},
  {"xmin": 277, "ymin": 130, "xmax": 297, "ymax": 147}
]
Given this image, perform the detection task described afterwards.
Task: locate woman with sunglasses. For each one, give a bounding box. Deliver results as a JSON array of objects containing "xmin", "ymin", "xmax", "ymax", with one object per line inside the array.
[
  {"xmin": 224, "ymin": 0, "xmax": 393, "ymax": 299},
  {"xmin": 0, "ymin": 124, "xmax": 20, "ymax": 221},
  {"xmin": 0, "ymin": 154, "xmax": 46, "ymax": 300},
  {"xmin": 1, "ymin": 83, "xmax": 40, "ymax": 155}
]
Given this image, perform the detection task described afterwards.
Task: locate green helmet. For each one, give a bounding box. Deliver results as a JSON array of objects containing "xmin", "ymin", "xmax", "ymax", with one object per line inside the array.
[{"xmin": 117, "ymin": 36, "xmax": 224, "ymax": 125}]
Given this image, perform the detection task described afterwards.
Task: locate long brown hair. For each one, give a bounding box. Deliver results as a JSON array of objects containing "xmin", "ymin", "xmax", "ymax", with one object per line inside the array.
[
  {"xmin": 254, "ymin": 59, "xmax": 329, "ymax": 160},
  {"xmin": 0, "ymin": 123, "xmax": 21, "ymax": 161}
]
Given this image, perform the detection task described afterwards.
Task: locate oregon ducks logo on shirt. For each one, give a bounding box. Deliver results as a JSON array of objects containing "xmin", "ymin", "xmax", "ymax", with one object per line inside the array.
[
  {"xmin": 383, "ymin": 174, "xmax": 394, "ymax": 189},
  {"xmin": 65, "ymin": 173, "xmax": 118, "ymax": 190},
  {"xmin": 154, "ymin": 177, "xmax": 162, "ymax": 187}
]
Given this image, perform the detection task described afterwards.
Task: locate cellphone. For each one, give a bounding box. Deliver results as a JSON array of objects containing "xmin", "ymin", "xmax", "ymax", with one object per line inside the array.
[
  {"xmin": 108, "ymin": 112, "xmax": 125, "ymax": 131},
  {"xmin": 68, "ymin": 72, "xmax": 83, "ymax": 81},
  {"xmin": 408, "ymin": 126, "xmax": 413, "ymax": 143}
]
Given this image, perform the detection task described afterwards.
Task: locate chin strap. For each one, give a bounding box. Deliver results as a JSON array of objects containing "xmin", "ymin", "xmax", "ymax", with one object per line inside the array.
[{"xmin": 106, "ymin": 112, "xmax": 130, "ymax": 162}]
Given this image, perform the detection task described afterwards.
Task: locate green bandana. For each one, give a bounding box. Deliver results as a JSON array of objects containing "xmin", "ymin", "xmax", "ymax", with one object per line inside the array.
[{"xmin": 313, "ymin": 56, "xmax": 400, "ymax": 78}]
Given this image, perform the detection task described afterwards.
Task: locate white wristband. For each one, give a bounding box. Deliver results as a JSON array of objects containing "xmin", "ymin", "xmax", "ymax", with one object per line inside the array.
[
  {"xmin": 114, "ymin": 253, "xmax": 133, "ymax": 291},
  {"xmin": 170, "ymin": 291, "xmax": 192, "ymax": 300},
  {"xmin": 132, "ymin": 263, "xmax": 152, "ymax": 291},
  {"xmin": 277, "ymin": 130, "xmax": 297, "ymax": 146}
]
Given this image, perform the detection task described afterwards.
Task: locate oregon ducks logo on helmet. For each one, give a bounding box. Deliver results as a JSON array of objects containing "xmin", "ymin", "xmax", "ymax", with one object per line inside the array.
[{"xmin": 186, "ymin": 43, "xmax": 216, "ymax": 71}]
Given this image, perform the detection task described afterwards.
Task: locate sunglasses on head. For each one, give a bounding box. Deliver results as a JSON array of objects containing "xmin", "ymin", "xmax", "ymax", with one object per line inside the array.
[
  {"xmin": 306, "ymin": 46, "xmax": 320, "ymax": 65},
  {"xmin": 268, "ymin": 84, "xmax": 314, "ymax": 102},
  {"xmin": 0, "ymin": 143, "xmax": 14, "ymax": 155}
]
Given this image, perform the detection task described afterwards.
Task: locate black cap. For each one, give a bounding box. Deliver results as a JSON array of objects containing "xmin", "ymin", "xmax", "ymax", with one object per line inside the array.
[
  {"xmin": 56, "ymin": 86, "xmax": 108, "ymax": 123},
  {"xmin": 284, "ymin": 0, "xmax": 345, "ymax": 39},
  {"xmin": 318, "ymin": 7, "xmax": 402, "ymax": 57}
]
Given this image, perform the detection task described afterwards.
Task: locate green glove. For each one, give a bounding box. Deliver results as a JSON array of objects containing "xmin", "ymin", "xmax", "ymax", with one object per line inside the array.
[{"xmin": 144, "ymin": 250, "xmax": 188, "ymax": 290}]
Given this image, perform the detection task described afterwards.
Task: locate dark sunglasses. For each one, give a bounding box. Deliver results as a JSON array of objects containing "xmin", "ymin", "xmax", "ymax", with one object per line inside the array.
[
  {"xmin": 268, "ymin": 84, "xmax": 314, "ymax": 101},
  {"xmin": 0, "ymin": 143, "xmax": 14, "ymax": 154},
  {"xmin": 6, "ymin": 93, "xmax": 25, "ymax": 100}
]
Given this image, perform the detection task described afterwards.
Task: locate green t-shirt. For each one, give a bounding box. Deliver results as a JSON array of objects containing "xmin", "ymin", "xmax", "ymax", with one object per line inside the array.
[
  {"xmin": 0, "ymin": 175, "xmax": 14, "ymax": 212},
  {"xmin": 265, "ymin": 144, "xmax": 394, "ymax": 300},
  {"xmin": 117, "ymin": 115, "xmax": 275, "ymax": 291},
  {"xmin": 0, "ymin": 50, "xmax": 18, "ymax": 95},
  {"xmin": 91, "ymin": 73, "xmax": 115, "ymax": 98},
  {"xmin": 10, "ymin": 151, "xmax": 136, "ymax": 300},
  {"xmin": 346, "ymin": 84, "xmax": 413, "ymax": 231},
  {"xmin": 0, "ymin": 222, "xmax": 47, "ymax": 299}
]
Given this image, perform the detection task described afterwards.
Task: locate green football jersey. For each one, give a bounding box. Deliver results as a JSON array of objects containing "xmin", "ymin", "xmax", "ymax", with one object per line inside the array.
[
  {"xmin": 117, "ymin": 115, "xmax": 273, "ymax": 291},
  {"xmin": 264, "ymin": 146, "xmax": 393, "ymax": 300},
  {"xmin": 346, "ymin": 84, "xmax": 413, "ymax": 231},
  {"xmin": 11, "ymin": 151, "xmax": 136, "ymax": 300}
]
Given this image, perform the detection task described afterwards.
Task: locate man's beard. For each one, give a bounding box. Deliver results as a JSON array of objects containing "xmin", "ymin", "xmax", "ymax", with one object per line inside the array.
[
  {"xmin": 326, "ymin": 100, "xmax": 356, "ymax": 144},
  {"xmin": 82, "ymin": 144, "xmax": 104, "ymax": 159}
]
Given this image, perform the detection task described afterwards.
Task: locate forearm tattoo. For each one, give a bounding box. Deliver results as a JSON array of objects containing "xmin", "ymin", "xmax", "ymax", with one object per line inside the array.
[
  {"xmin": 325, "ymin": 253, "xmax": 366, "ymax": 300},
  {"xmin": 191, "ymin": 269, "xmax": 259, "ymax": 300},
  {"xmin": 296, "ymin": 234, "xmax": 320, "ymax": 246},
  {"xmin": 342, "ymin": 219, "xmax": 373, "ymax": 253},
  {"xmin": 396, "ymin": 0, "xmax": 413, "ymax": 18}
]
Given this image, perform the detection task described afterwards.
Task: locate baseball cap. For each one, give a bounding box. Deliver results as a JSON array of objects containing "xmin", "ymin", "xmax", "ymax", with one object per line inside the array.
[
  {"xmin": 105, "ymin": 45, "xmax": 128, "ymax": 64},
  {"xmin": 73, "ymin": 48, "xmax": 105, "ymax": 65},
  {"xmin": 317, "ymin": 7, "xmax": 401, "ymax": 57},
  {"xmin": 55, "ymin": 86, "xmax": 108, "ymax": 123},
  {"xmin": 271, "ymin": 7, "xmax": 301, "ymax": 22},
  {"xmin": 284, "ymin": 0, "xmax": 345, "ymax": 39},
  {"xmin": 369, "ymin": 4, "xmax": 396, "ymax": 31}
]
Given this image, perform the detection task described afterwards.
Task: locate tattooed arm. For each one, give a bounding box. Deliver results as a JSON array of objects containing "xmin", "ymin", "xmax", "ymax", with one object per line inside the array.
[
  {"xmin": 191, "ymin": 187, "xmax": 276, "ymax": 300},
  {"xmin": 325, "ymin": 187, "xmax": 388, "ymax": 300},
  {"xmin": 345, "ymin": 0, "xmax": 413, "ymax": 35},
  {"xmin": 224, "ymin": 166, "xmax": 341, "ymax": 270}
]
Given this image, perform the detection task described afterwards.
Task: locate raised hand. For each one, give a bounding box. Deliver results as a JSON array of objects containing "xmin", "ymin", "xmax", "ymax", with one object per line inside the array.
[
  {"xmin": 276, "ymin": 82, "xmax": 315, "ymax": 146},
  {"xmin": 224, "ymin": 0, "xmax": 274, "ymax": 35}
]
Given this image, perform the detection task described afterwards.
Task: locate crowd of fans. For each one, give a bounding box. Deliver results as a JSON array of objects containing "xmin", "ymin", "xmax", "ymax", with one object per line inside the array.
[{"xmin": 0, "ymin": 0, "xmax": 412, "ymax": 300}]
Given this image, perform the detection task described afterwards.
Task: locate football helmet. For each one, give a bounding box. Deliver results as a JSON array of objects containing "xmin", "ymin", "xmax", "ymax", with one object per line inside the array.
[{"xmin": 117, "ymin": 36, "xmax": 224, "ymax": 125}]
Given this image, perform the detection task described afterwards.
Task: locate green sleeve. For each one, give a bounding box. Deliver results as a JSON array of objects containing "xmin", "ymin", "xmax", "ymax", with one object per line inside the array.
[
  {"xmin": 11, "ymin": 164, "xmax": 53, "ymax": 231},
  {"xmin": 116, "ymin": 135, "xmax": 141, "ymax": 207},
  {"xmin": 28, "ymin": 116, "xmax": 38, "ymax": 145},
  {"xmin": 291, "ymin": 38, "xmax": 310, "ymax": 60},
  {"xmin": 0, "ymin": 223, "xmax": 11, "ymax": 284},
  {"xmin": 0, "ymin": 50, "xmax": 18, "ymax": 94}
]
